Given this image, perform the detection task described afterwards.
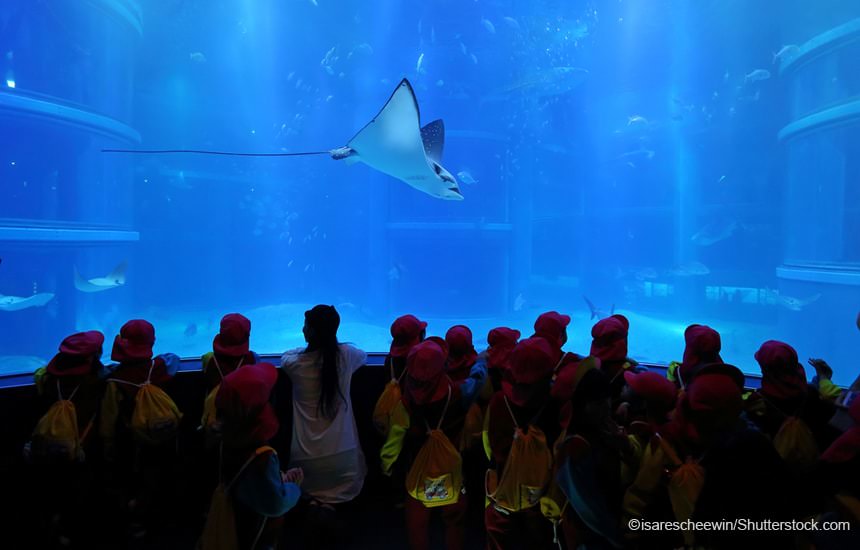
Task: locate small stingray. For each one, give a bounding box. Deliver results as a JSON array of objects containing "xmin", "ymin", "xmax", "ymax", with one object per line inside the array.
[
  {"xmin": 0, "ymin": 292, "xmax": 55, "ymax": 312},
  {"xmin": 74, "ymin": 261, "xmax": 128, "ymax": 293}
]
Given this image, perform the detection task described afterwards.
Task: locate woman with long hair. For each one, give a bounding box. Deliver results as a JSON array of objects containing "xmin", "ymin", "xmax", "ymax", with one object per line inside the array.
[{"xmin": 280, "ymin": 305, "xmax": 367, "ymax": 546}]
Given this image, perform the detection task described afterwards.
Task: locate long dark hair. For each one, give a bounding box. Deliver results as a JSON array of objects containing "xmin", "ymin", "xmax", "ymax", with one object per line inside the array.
[{"xmin": 304, "ymin": 305, "xmax": 344, "ymax": 420}]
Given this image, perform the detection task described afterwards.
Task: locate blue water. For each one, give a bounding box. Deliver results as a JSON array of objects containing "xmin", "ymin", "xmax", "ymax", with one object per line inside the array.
[{"xmin": 1, "ymin": 1, "xmax": 858, "ymax": 384}]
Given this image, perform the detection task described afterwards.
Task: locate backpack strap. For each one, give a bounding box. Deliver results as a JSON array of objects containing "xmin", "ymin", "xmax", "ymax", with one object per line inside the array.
[
  {"xmin": 212, "ymin": 355, "xmax": 246, "ymax": 382},
  {"xmin": 211, "ymin": 355, "xmax": 224, "ymax": 380},
  {"xmin": 423, "ymin": 384, "xmax": 453, "ymax": 433},
  {"xmin": 145, "ymin": 359, "xmax": 156, "ymax": 385},
  {"xmin": 502, "ymin": 395, "xmax": 546, "ymax": 434},
  {"xmin": 222, "ymin": 444, "xmax": 277, "ymax": 491},
  {"xmin": 56, "ymin": 379, "xmax": 98, "ymax": 444},
  {"xmin": 390, "ymin": 357, "xmax": 409, "ymax": 384},
  {"xmin": 56, "ymin": 380, "xmax": 81, "ymax": 402}
]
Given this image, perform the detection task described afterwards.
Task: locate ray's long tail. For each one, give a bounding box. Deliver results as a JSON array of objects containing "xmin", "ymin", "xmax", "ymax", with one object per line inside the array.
[{"xmin": 102, "ymin": 149, "xmax": 331, "ymax": 157}]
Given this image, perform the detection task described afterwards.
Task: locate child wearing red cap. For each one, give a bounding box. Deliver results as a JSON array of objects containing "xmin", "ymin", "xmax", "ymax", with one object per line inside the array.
[
  {"xmin": 387, "ymin": 314, "xmax": 428, "ymax": 377},
  {"xmin": 99, "ymin": 319, "xmax": 181, "ymax": 539},
  {"xmin": 203, "ymin": 313, "xmax": 259, "ymax": 396},
  {"xmin": 381, "ymin": 340, "xmax": 469, "ymax": 550},
  {"xmin": 26, "ymin": 331, "xmax": 106, "ymax": 547},
  {"xmin": 532, "ymin": 311, "xmax": 584, "ymax": 384},
  {"xmin": 589, "ymin": 314, "xmax": 638, "ymax": 408},
  {"xmin": 201, "ymin": 314, "xmax": 259, "ymax": 438},
  {"xmin": 551, "ymin": 361, "xmax": 629, "ymax": 549},
  {"xmin": 670, "ymin": 324, "xmax": 723, "ymax": 389},
  {"xmin": 370, "ymin": 314, "xmax": 429, "ymax": 510},
  {"xmin": 484, "ymin": 327, "xmax": 520, "ymax": 393},
  {"xmin": 204, "ymin": 362, "xmax": 302, "ymax": 549},
  {"xmin": 666, "ymin": 369, "xmax": 795, "ymax": 549},
  {"xmin": 747, "ymin": 340, "xmax": 839, "ymax": 465},
  {"xmin": 483, "ymin": 337, "xmax": 562, "ymax": 550}
]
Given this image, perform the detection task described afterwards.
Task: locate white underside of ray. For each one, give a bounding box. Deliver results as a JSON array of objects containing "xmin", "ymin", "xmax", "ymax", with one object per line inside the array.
[
  {"xmin": 0, "ymin": 293, "xmax": 55, "ymax": 312},
  {"xmin": 74, "ymin": 262, "xmax": 127, "ymax": 293},
  {"xmin": 346, "ymin": 81, "xmax": 448, "ymax": 197}
]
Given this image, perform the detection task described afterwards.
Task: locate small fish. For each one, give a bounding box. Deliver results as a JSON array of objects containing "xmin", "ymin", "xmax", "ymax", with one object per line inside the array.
[
  {"xmin": 668, "ymin": 261, "xmax": 710, "ymax": 277},
  {"xmin": 304, "ymin": 264, "xmax": 312, "ymax": 272},
  {"xmin": 627, "ymin": 115, "xmax": 649, "ymax": 126},
  {"xmin": 502, "ymin": 16, "xmax": 520, "ymax": 30},
  {"xmin": 481, "ymin": 18, "xmax": 496, "ymax": 34},
  {"xmin": 718, "ymin": 175, "xmax": 727, "ymax": 184},
  {"xmin": 184, "ymin": 323, "xmax": 198, "ymax": 338},
  {"xmin": 691, "ymin": 219, "xmax": 738, "ymax": 246},
  {"xmin": 744, "ymin": 69, "xmax": 771, "ymax": 83},
  {"xmin": 772, "ymin": 44, "xmax": 800, "ymax": 65},
  {"xmin": 189, "ymin": 52, "xmax": 206, "ymax": 63},
  {"xmin": 416, "ymin": 52, "xmax": 425, "ymax": 74},
  {"xmin": 470, "ymin": 53, "xmax": 478, "ymax": 65},
  {"xmin": 617, "ymin": 148, "xmax": 655, "ymax": 162},
  {"xmin": 287, "ymin": 260, "xmax": 294, "ymax": 267},
  {"xmin": 513, "ymin": 293, "xmax": 526, "ymax": 312},
  {"xmin": 456, "ymin": 170, "xmax": 478, "ymax": 185},
  {"xmin": 459, "ymin": 41, "xmax": 467, "ymax": 55},
  {"xmin": 777, "ymin": 292, "xmax": 822, "ymax": 312},
  {"xmin": 634, "ymin": 267, "xmax": 658, "ymax": 280},
  {"xmin": 349, "ymin": 43, "xmax": 374, "ymax": 58},
  {"xmin": 583, "ymin": 296, "xmax": 615, "ymax": 320}
]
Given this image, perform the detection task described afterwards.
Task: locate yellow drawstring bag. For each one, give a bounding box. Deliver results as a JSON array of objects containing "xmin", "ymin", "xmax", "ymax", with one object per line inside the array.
[
  {"xmin": 405, "ymin": 387, "xmax": 463, "ymax": 507},
  {"xmin": 373, "ymin": 361, "xmax": 408, "ymax": 437},
  {"xmin": 487, "ymin": 396, "xmax": 553, "ymax": 512},
  {"xmin": 30, "ymin": 381, "xmax": 91, "ymax": 461},
  {"xmin": 199, "ymin": 445, "xmax": 274, "ymax": 550}
]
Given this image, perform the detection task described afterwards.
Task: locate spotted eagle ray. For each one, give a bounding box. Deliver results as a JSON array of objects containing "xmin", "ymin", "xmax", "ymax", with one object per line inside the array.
[
  {"xmin": 74, "ymin": 261, "xmax": 128, "ymax": 293},
  {"xmin": 0, "ymin": 292, "xmax": 55, "ymax": 312},
  {"xmin": 103, "ymin": 78, "xmax": 462, "ymax": 200},
  {"xmin": 330, "ymin": 79, "xmax": 462, "ymax": 200}
]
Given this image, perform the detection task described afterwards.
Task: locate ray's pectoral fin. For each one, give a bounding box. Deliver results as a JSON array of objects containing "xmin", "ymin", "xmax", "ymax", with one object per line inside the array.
[
  {"xmin": 108, "ymin": 261, "xmax": 128, "ymax": 285},
  {"xmin": 420, "ymin": 119, "xmax": 445, "ymax": 163},
  {"xmin": 73, "ymin": 267, "xmax": 92, "ymax": 291}
]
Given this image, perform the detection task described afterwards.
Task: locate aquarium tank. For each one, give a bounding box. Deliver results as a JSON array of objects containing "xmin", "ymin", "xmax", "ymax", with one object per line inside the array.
[{"xmin": 1, "ymin": 0, "xmax": 858, "ymax": 385}]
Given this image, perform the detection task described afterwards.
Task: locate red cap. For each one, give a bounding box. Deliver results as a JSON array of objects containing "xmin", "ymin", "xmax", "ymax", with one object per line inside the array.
[
  {"xmin": 504, "ymin": 337, "xmax": 555, "ymax": 406},
  {"xmin": 623, "ymin": 370, "xmax": 677, "ymax": 411},
  {"xmin": 390, "ymin": 314, "xmax": 427, "ymax": 358},
  {"xmin": 445, "ymin": 325, "xmax": 477, "ymax": 379},
  {"xmin": 590, "ymin": 314, "xmax": 629, "ymax": 363},
  {"xmin": 46, "ymin": 331, "xmax": 105, "ymax": 376},
  {"xmin": 486, "ymin": 327, "xmax": 520, "ymax": 372},
  {"xmin": 755, "ymin": 340, "xmax": 807, "ymax": 400},
  {"xmin": 111, "ymin": 320, "xmax": 156, "ymax": 362},
  {"xmin": 405, "ymin": 340, "xmax": 451, "ymax": 405},
  {"xmin": 216, "ymin": 363, "xmax": 279, "ymax": 445},
  {"xmin": 551, "ymin": 355, "xmax": 600, "ymax": 401},
  {"xmin": 686, "ymin": 372, "xmax": 743, "ymax": 420},
  {"xmin": 488, "ymin": 327, "xmax": 520, "ymax": 349},
  {"xmin": 680, "ymin": 324, "xmax": 722, "ymax": 385},
  {"xmin": 533, "ymin": 311, "xmax": 571, "ymax": 348},
  {"xmin": 213, "ymin": 313, "xmax": 251, "ymax": 357}
]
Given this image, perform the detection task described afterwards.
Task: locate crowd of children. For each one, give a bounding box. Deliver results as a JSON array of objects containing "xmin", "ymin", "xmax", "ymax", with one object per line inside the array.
[{"xmin": 21, "ymin": 308, "xmax": 860, "ymax": 549}]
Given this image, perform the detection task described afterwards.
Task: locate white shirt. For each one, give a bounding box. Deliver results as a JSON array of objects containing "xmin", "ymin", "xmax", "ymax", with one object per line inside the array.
[{"xmin": 281, "ymin": 343, "xmax": 367, "ymax": 503}]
